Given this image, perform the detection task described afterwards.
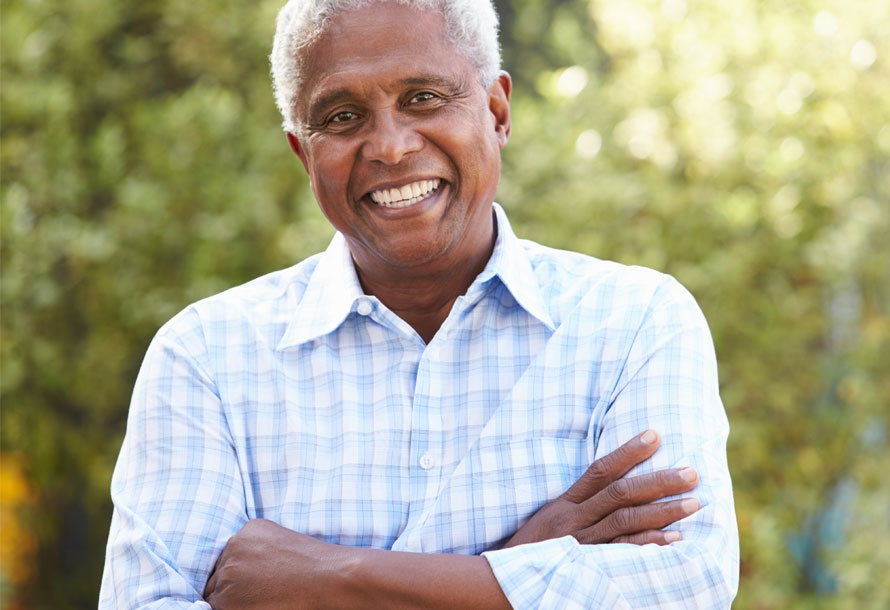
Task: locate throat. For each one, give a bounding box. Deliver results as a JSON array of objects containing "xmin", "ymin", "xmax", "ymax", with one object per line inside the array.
[
  {"xmin": 355, "ymin": 267, "xmax": 469, "ymax": 343},
  {"xmin": 404, "ymin": 308, "xmax": 454, "ymax": 345},
  {"xmin": 350, "ymin": 207, "xmax": 498, "ymax": 342}
]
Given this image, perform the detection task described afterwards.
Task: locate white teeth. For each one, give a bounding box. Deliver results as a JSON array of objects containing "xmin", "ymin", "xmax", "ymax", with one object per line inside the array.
[{"xmin": 369, "ymin": 179, "xmax": 441, "ymax": 208}]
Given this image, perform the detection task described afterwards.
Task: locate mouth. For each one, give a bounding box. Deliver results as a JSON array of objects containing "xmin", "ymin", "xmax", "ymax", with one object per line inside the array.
[{"xmin": 367, "ymin": 178, "xmax": 441, "ymax": 209}]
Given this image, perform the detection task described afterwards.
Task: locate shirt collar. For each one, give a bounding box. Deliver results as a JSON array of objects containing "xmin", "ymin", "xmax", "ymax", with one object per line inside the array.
[
  {"xmin": 278, "ymin": 203, "xmax": 554, "ymax": 349},
  {"xmin": 277, "ymin": 231, "xmax": 366, "ymax": 349},
  {"xmin": 476, "ymin": 203, "xmax": 555, "ymax": 331}
]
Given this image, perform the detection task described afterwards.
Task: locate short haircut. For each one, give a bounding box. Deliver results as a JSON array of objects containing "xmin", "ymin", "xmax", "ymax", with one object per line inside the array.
[{"xmin": 270, "ymin": 0, "xmax": 501, "ymax": 133}]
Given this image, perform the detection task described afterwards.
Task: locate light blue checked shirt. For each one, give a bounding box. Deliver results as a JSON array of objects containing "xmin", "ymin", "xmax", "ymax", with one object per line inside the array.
[{"xmin": 101, "ymin": 204, "xmax": 738, "ymax": 608}]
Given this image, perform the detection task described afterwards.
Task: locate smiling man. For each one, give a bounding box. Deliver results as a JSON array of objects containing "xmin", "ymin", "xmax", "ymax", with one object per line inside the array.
[
  {"xmin": 284, "ymin": 2, "xmax": 507, "ymax": 343},
  {"xmin": 100, "ymin": 1, "xmax": 738, "ymax": 608}
]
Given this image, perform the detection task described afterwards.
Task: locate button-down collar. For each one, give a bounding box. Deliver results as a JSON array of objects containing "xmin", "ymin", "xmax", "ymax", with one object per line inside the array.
[{"xmin": 277, "ymin": 203, "xmax": 555, "ymax": 349}]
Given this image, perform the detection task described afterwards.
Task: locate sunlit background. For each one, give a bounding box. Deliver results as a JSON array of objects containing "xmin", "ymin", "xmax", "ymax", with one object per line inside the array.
[{"xmin": 2, "ymin": 0, "xmax": 888, "ymax": 607}]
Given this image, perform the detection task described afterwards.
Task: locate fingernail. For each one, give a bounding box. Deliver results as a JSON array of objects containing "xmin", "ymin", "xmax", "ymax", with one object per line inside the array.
[
  {"xmin": 664, "ymin": 531, "xmax": 682, "ymax": 542},
  {"xmin": 640, "ymin": 430, "xmax": 657, "ymax": 445},
  {"xmin": 681, "ymin": 498, "xmax": 700, "ymax": 513},
  {"xmin": 679, "ymin": 467, "xmax": 697, "ymax": 482}
]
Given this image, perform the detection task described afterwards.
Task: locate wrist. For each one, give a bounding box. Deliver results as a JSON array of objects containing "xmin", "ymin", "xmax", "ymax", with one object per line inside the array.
[{"xmin": 314, "ymin": 543, "xmax": 370, "ymax": 610}]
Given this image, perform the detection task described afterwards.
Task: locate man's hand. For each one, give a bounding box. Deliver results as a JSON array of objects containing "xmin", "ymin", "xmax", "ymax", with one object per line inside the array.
[
  {"xmin": 204, "ymin": 519, "xmax": 340, "ymax": 610},
  {"xmin": 502, "ymin": 430, "xmax": 700, "ymax": 548},
  {"xmin": 202, "ymin": 430, "xmax": 698, "ymax": 609}
]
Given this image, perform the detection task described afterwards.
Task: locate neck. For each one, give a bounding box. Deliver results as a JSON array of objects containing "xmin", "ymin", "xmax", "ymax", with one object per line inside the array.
[{"xmin": 353, "ymin": 219, "xmax": 497, "ymax": 344}]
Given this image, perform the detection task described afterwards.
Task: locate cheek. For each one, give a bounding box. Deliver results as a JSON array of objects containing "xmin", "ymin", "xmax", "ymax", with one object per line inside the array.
[
  {"xmin": 309, "ymin": 154, "xmax": 350, "ymax": 199},
  {"xmin": 455, "ymin": 131, "xmax": 501, "ymax": 184}
]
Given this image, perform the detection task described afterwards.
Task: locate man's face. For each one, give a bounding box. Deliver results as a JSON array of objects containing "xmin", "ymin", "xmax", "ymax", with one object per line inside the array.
[{"xmin": 287, "ymin": 3, "xmax": 511, "ymax": 275}]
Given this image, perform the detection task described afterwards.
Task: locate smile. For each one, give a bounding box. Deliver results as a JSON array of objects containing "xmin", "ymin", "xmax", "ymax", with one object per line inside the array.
[{"xmin": 368, "ymin": 179, "xmax": 441, "ymax": 209}]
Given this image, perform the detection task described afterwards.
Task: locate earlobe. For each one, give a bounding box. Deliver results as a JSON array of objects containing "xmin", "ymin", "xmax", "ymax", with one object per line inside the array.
[{"xmin": 489, "ymin": 71, "xmax": 513, "ymax": 148}]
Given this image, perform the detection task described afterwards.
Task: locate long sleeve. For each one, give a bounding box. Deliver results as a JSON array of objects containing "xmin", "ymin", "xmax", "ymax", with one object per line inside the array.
[
  {"xmin": 99, "ymin": 307, "xmax": 248, "ymax": 608},
  {"xmin": 482, "ymin": 277, "xmax": 739, "ymax": 609},
  {"xmin": 98, "ymin": 215, "xmax": 739, "ymax": 608}
]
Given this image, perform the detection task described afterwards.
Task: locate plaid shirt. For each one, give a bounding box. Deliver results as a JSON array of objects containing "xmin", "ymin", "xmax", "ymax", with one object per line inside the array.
[{"xmin": 100, "ymin": 204, "xmax": 738, "ymax": 608}]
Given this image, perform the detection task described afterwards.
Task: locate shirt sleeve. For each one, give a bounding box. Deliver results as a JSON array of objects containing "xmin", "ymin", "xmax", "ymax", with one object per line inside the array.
[
  {"xmin": 99, "ymin": 307, "xmax": 248, "ymax": 608},
  {"xmin": 482, "ymin": 277, "xmax": 739, "ymax": 609}
]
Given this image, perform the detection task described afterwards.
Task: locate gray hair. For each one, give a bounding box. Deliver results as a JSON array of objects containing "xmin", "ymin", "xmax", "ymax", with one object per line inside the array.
[{"xmin": 270, "ymin": 0, "xmax": 501, "ymax": 133}]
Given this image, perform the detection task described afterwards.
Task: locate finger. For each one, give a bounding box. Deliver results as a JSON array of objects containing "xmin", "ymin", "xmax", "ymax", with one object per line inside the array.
[
  {"xmin": 578, "ymin": 466, "xmax": 699, "ymax": 523},
  {"xmin": 204, "ymin": 568, "xmax": 218, "ymax": 599},
  {"xmin": 575, "ymin": 497, "xmax": 701, "ymax": 544},
  {"xmin": 611, "ymin": 529, "xmax": 683, "ymax": 546},
  {"xmin": 203, "ymin": 548, "xmax": 225, "ymax": 598},
  {"xmin": 562, "ymin": 430, "xmax": 660, "ymax": 503}
]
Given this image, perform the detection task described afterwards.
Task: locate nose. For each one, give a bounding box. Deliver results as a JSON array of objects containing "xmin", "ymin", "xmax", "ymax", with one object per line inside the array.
[{"xmin": 361, "ymin": 110, "xmax": 423, "ymax": 165}]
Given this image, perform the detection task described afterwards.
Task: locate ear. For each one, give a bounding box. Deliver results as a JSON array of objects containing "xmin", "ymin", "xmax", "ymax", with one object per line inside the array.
[
  {"xmin": 286, "ymin": 132, "xmax": 311, "ymax": 173},
  {"xmin": 488, "ymin": 71, "xmax": 512, "ymax": 148}
]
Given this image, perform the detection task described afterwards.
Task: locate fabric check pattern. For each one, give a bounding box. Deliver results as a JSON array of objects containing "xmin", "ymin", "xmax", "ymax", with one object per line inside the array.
[{"xmin": 100, "ymin": 204, "xmax": 738, "ymax": 608}]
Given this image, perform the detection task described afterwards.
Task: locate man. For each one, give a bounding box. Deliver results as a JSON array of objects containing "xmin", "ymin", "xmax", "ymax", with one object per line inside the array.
[{"xmin": 100, "ymin": 0, "xmax": 738, "ymax": 608}]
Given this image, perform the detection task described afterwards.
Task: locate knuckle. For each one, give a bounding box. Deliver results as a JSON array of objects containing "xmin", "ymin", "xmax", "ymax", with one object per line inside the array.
[
  {"xmin": 578, "ymin": 524, "xmax": 605, "ymax": 545},
  {"xmin": 624, "ymin": 532, "xmax": 649, "ymax": 546},
  {"xmin": 637, "ymin": 532, "xmax": 659, "ymax": 546},
  {"xmin": 655, "ymin": 497, "xmax": 672, "ymax": 510},
  {"xmin": 658, "ymin": 500, "xmax": 681, "ymax": 518},
  {"xmin": 233, "ymin": 518, "xmax": 266, "ymax": 542},
  {"xmin": 644, "ymin": 470, "xmax": 679, "ymax": 498},
  {"xmin": 656, "ymin": 469, "xmax": 676, "ymax": 487},
  {"xmin": 587, "ymin": 459, "xmax": 610, "ymax": 482},
  {"xmin": 608, "ymin": 507, "xmax": 634, "ymax": 532},
  {"xmin": 647, "ymin": 502, "xmax": 680, "ymax": 528},
  {"xmin": 605, "ymin": 479, "xmax": 630, "ymax": 504},
  {"xmin": 615, "ymin": 442, "xmax": 638, "ymax": 463}
]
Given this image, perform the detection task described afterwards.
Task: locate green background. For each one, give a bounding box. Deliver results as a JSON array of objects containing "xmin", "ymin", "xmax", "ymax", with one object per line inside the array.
[{"xmin": 1, "ymin": 0, "xmax": 888, "ymax": 607}]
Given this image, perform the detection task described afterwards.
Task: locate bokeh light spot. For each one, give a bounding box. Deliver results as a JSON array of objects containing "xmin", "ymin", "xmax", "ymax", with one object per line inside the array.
[
  {"xmin": 813, "ymin": 11, "xmax": 838, "ymax": 37},
  {"xmin": 850, "ymin": 40, "xmax": 877, "ymax": 69},
  {"xmin": 556, "ymin": 65, "xmax": 589, "ymax": 98},
  {"xmin": 780, "ymin": 137, "xmax": 804, "ymax": 162},
  {"xmin": 575, "ymin": 129, "xmax": 603, "ymax": 159}
]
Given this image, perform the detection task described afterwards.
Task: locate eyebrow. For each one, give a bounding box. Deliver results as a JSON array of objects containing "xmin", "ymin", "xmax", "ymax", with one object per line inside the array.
[{"xmin": 306, "ymin": 74, "xmax": 464, "ymax": 121}]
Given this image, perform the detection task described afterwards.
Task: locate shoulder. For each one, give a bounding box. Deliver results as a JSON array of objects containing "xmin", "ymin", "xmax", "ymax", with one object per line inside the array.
[
  {"xmin": 520, "ymin": 240, "xmax": 698, "ymax": 329},
  {"xmin": 155, "ymin": 253, "xmax": 323, "ymax": 349}
]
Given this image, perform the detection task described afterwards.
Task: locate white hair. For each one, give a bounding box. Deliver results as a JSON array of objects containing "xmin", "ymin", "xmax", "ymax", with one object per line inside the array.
[{"xmin": 270, "ymin": 0, "xmax": 501, "ymax": 133}]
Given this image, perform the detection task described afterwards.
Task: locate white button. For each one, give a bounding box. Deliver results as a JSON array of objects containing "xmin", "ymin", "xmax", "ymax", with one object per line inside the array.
[
  {"xmin": 419, "ymin": 453, "xmax": 436, "ymax": 470},
  {"xmin": 356, "ymin": 299, "xmax": 373, "ymax": 316}
]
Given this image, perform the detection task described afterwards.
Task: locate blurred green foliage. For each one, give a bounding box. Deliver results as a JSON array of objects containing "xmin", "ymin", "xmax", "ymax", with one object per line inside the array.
[{"xmin": 1, "ymin": 0, "xmax": 888, "ymax": 607}]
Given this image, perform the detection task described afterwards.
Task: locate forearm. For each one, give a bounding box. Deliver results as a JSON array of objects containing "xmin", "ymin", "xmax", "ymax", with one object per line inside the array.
[
  {"xmin": 331, "ymin": 503, "xmax": 734, "ymax": 610},
  {"xmin": 204, "ymin": 519, "xmax": 512, "ymax": 610},
  {"xmin": 483, "ymin": 503, "xmax": 737, "ymax": 609},
  {"xmin": 329, "ymin": 547, "xmax": 511, "ymax": 610},
  {"xmin": 101, "ymin": 323, "xmax": 247, "ymax": 607}
]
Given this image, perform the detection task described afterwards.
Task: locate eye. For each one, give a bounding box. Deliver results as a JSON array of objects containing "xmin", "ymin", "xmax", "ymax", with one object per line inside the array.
[
  {"xmin": 330, "ymin": 111, "xmax": 358, "ymax": 123},
  {"xmin": 409, "ymin": 91, "xmax": 438, "ymax": 104}
]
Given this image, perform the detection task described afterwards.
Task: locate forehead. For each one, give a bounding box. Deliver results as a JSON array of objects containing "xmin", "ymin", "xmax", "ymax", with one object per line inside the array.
[{"xmin": 296, "ymin": 3, "xmax": 476, "ymax": 113}]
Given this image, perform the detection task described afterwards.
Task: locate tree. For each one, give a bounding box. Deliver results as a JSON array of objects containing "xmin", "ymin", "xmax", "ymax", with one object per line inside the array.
[{"xmin": 1, "ymin": 0, "xmax": 888, "ymax": 607}]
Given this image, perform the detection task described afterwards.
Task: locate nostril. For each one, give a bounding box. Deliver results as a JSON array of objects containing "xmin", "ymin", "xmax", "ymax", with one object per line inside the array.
[{"xmin": 362, "ymin": 119, "xmax": 423, "ymax": 164}]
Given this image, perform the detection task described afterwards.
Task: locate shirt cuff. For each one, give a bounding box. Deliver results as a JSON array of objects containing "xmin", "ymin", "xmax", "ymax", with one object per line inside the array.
[{"xmin": 482, "ymin": 535, "xmax": 581, "ymax": 608}]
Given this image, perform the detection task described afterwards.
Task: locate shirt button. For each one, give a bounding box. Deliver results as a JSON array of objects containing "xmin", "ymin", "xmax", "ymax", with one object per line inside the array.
[
  {"xmin": 356, "ymin": 299, "xmax": 373, "ymax": 316},
  {"xmin": 419, "ymin": 453, "xmax": 436, "ymax": 470}
]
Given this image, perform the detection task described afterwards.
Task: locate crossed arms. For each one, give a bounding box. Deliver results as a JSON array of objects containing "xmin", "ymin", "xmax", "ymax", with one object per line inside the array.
[
  {"xmin": 100, "ymin": 275, "xmax": 738, "ymax": 608},
  {"xmin": 204, "ymin": 431, "xmax": 702, "ymax": 609}
]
